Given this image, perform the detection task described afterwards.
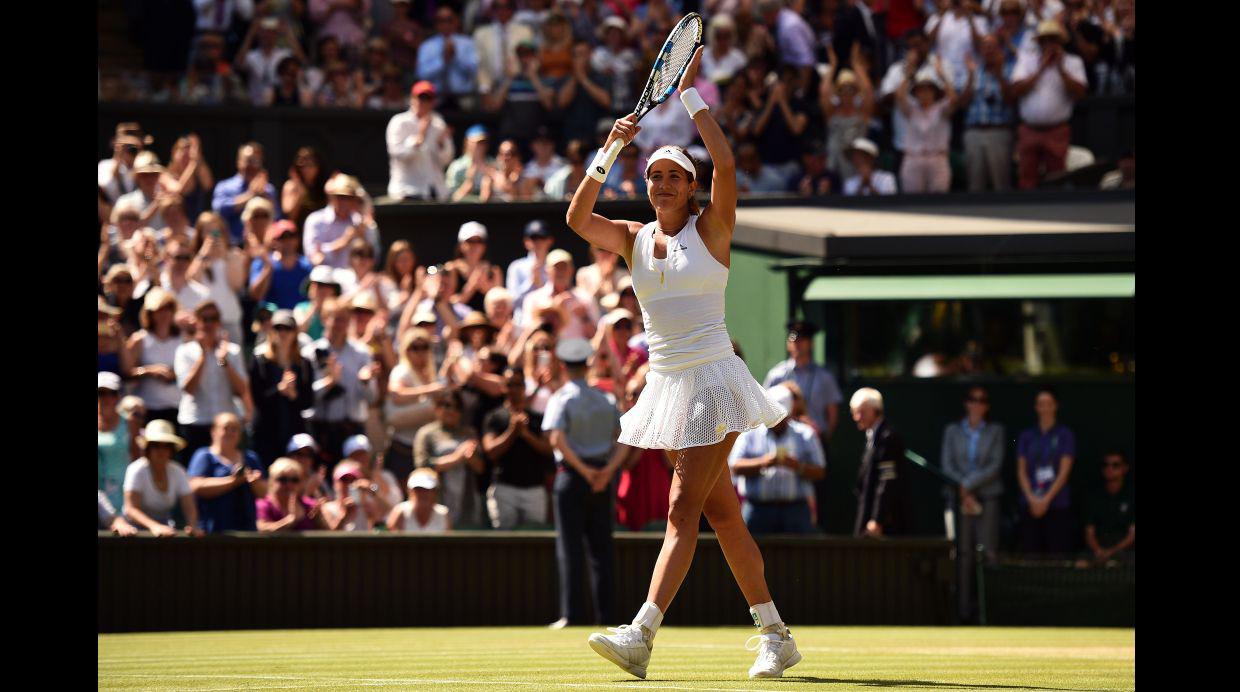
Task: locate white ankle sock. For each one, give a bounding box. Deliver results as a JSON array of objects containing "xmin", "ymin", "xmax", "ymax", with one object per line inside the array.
[
  {"xmin": 749, "ymin": 601, "xmax": 784, "ymax": 632},
  {"xmin": 633, "ymin": 601, "xmax": 664, "ymax": 635}
]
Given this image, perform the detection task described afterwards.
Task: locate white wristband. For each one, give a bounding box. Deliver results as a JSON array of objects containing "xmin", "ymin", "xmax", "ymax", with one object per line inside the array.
[
  {"xmin": 680, "ymin": 87, "xmax": 708, "ymax": 118},
  {"xmin": 587, "ymin": 144, "xmax": 620, "ymax": 183}
]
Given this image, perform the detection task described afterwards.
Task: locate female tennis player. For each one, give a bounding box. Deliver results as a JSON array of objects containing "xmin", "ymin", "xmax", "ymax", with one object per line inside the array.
[{"xmin": 567, "ymin": 46, "xmax": 801, "ymax": 680}]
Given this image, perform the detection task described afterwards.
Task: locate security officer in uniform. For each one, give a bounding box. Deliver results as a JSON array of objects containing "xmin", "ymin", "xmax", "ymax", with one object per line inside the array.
[
  {"xmin": 544, "ymin": 338, "xmax": 632, "ymax": 628},
  {"xmin": 850, "ymin": 387, "xmax": 913, "ymax": 537}
]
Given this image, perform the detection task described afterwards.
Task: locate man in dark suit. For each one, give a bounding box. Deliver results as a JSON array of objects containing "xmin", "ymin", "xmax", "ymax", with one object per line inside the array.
[{"xmin": 850, "ymin": 387, "xmax": 912, "ymax": 537}]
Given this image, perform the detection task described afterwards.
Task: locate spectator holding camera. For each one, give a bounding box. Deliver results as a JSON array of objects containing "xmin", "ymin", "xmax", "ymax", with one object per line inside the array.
[
  {"xmin": 301, "ymin": 297, "xmax": 379, "ymax": 465},
  {"xmin": 414, "ymin": 390, "xmax": 485, "ymax": 528},
  {"xmin": 1083, "ymin": 451, "xmax": 1134, "ymax": 565},
  {"xmin": 387, "ymin": 468, "xmax": 452, "ymax": 532},
  {"xmin": 940, "ymin": 385, "xmax": 1005, "ymax": 623},
  {"xmin": 729, "ymin": 384, "xmax": 826, "ymax": 535},
  {"xmin": 482, "ymin": 367, "xmax": 556, "ymax": 529},
  {"xmin": 188, "ymin": 412, "xmax": 268, "ymax": 533},
  {"xmin": 212, "ymin": 142, "xmax": 281, "ymax": 244},
  {"xmin": 123, "ymin": 420, "xmax": 202, "ymax": 536},
  {"xmin": 256, "ymin": 457, "xmax": 330, "ymax": 531},
  {"xmin": 1017, "ymin": 387, "xmax": 1076, "ymax": 555},
  {"xmin": 175, "ymin": 300, "xmax": 251, "ymax": 456},
  {"xmin": 320, "ymin": 460, "xmax": 380, "ymax": 531}
]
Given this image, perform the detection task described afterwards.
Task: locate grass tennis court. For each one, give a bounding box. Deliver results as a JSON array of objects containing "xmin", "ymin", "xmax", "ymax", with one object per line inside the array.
[{"xmin": 98, "ymin": 626, "xmax": 1134, "ymax": 691}]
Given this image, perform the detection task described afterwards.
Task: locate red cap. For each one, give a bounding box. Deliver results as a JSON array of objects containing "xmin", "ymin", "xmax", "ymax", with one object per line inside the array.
[
  {"xmin": 411, "ymin": 80, "xmax": 437, "ymax": 98},
  {"xmin": 265, "ymin": 220, "xmax": 298, "ymax": 244}
]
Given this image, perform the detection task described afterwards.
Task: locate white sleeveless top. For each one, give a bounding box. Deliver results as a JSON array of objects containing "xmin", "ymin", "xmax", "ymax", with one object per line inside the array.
[
  {"xmin": 630, "ymin": 215, "xmax": 733, "ymax": 373},
  {"xmin": 399, "ymin": 502, "xmax": 450, "ymax": 532}
]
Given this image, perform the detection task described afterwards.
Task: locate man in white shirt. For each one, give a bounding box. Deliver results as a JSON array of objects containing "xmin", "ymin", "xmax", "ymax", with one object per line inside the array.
[
  {"xmin": 507, "ymin": 220, "xmax": 554, "ymax": 324},
  {"xmin": 520, "ymin": 249, "xmax": 598, "ymax": 339},
  {"xmin": 386, "ymin": 81, "xmax": 456, "ymax": 200},
  {"xmin": 926, "ymin": 1, "xmax": 990, "ymax": 87},
  {"xmin": 474, "ymin": 0, "xmax": 534, "ymax": 97},
  {"xmin": 1009, "ymin": 20, "xmax": 1086, "ymax": 189},
  {"xmin": 304, "ymin": 174, "xmax": 379, "ymax": 269},
  {"xmin": 842, "ymin": 138, "xmax": 898, "ymax": 196}
]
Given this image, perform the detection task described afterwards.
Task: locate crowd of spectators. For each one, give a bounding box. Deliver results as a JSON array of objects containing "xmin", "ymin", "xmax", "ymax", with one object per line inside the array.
[{"xmin": 104, "ymin": 1, "xmax": 1135, "ymax": 195}]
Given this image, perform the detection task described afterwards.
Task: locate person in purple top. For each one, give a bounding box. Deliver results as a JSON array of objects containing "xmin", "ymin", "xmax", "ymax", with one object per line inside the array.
[
  {"xmin": 256, "ymin": 458, "xmax": 329, "ymax": 531},
  {"xmin": 1016, "ymin": 388, "xmax": 1076, "ymax": 555}
]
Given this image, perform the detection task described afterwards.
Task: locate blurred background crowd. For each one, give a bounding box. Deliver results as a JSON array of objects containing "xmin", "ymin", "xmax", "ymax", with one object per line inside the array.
[{"xmin": 100, "ymin": 0, "xmax": 1136, "ymax": 198}]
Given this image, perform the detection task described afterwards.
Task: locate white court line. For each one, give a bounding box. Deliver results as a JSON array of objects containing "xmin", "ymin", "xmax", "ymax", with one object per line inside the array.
[{"xmin": 100, "ymin": 672, "xmax": 769, "ymax": 691}]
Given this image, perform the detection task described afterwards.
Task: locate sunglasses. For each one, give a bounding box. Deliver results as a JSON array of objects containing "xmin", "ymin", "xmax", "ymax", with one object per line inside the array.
[
  {"xmin": 533, "ymin": 345, "xmax": 552, "ymax": 352},
  {"xmin": 275, "ymin": 476, "xmax": 302, "ymax": 484},
  {"xmin": 173, "ymin": 254, "xmax": 193, "ymax": 262},
  {"xmin": 274, "ymin": 325, "xmax": 295, "ymax": 332},
  {"xmin": 338, "ymin": 474, "xmax": 361, "ymax": 484},
  {"xmin": 407, "ymin": 343, "xmax": 430, "ymax": 352}
]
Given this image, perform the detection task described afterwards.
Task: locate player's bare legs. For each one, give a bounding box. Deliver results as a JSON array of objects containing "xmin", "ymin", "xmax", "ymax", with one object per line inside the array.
[
  {"xmin": 646, "ymin": 432, "xmax": 741, "ymax": 611},
  {"xmin": 701, "ymin": 459, "xmax": 771, "ymax": 606}
]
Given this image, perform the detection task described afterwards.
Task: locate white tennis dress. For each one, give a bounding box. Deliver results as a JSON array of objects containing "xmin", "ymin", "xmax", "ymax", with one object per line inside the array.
[{"xmin": 618, "ymin": 214, "xmax": 787, "ymax": 450}]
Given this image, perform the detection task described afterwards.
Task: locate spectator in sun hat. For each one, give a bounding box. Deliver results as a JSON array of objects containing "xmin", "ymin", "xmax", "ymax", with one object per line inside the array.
[
  {"xmin": 446, "ymin": 222, "xmax": 504, "ymax": 313},
  {"xmin": 506, "ymin": 219, "xmax": 555, "ymax": 323},
  {"xmin": 125, "ymin": 287, "xmax": 183, "ymax": 424},
  {"xmin": 895, "ymin": 60, "xmax": 962, "ymax": 193},
  {"xmin": 285, "ymin": 432, "xmax": 331, "ymax": 496},
  {"xmin": 520, "ymin": 249, "xmax": 598, "ymax": 339},
  {"xmin": 387, "ymin": 468, "xmax": 452, "ymax": 532},
  {"xmin": 241, "ymin": 196, "xmax": 276, "ymax": 255},
  {"xmin": 304, "ymin": 173, "xmax": 378, "ymax": 270},
  {"xmin": 590, "ymin": 15, "xmax": 639, "ymax": 109},
  {"xmin": 1010, "ymin": 19, "xmax": 1087, "ymax": 189},
  {"xmin": 417, "ymin": 5, "xmax": 479, "ymax": 106},
  {"xmin": 387, "ymin": 80, "xmax": 455, "ymax": 201},
  {"xmin": 124, "ymin": 420, "xmax": 202, "ymax": 536},
  {"xmin": 256, "ymin": 457, "xmax": 330, "ymax": 532},
  {"xmin": 102, "ymin": 264, "xmax": 142, "ymax": 336},
  {"xmin": 249, "ymin": 219, "xmax": 314, "ymax": 310},
  {"xmin": 99, "ymin": 371, "xmax": 137, "ymax": 513},
  {"xmin": 446, "ymin": 124, "xmax": 497, "ymax": 202},
  {"xmin": 842, "ymin": 138, "xmax": 899, "ymax": 196},
  {"xmin": 293, "ymin": 265, "xmax": 344, "ymax": 340},
  {"xmin": 248, "ymin": 309, "xmax": 315, "ymax": 465},
  {"xmin": 117, "ymin": 152, "xmax": 171, "ymax": 232},
  {"xmin": 212, "ymin": 141, "xmax": 282, "ymax": 245}
]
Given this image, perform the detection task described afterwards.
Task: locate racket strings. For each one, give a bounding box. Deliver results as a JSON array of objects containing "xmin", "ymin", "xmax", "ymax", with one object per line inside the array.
[{"xmin": 654, "ymin": 20, "xmax": 703, "ymax": 95}]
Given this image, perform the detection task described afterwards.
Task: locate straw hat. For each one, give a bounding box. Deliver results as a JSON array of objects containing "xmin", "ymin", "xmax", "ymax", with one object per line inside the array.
[
  {"xmin": 140, "ymin": 419, "xmax": 187, "ymax": 451},
  {"xmin": 835, "ymin": 69, "xmax": 859, "ymax": 88},
  {"xmin": 142, "ymin": 286, "xmax": 175, "ymax": 312},
  {"xmin": 1036, "ymin": 20, "xmax": 1068, "ymax": 42},
  {"xmin": 132, "ymin": 151, "xmax": 165, "ymax": 175},
  {"xmin": 458, "ymin": 311, "xmax": 497, "ymax": 334},
  {"xmin": 350, "ymin": 291, "xmax": 381, "ymax": 313},
  {"xmin": 324, "ymin": 173, "xmax": 363, "ymax": 197}
]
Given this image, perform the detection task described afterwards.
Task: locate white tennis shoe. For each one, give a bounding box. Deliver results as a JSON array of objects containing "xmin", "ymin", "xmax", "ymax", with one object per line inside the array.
[
  {"xmin": 746, "ymin": 628, "xmax": 802, "ymax": 678},
  {"xmin": 587, "ymin": 624, "xmax": 653, "ymax": 679}
]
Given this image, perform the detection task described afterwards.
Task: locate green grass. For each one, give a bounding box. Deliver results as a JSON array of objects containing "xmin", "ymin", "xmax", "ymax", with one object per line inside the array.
[{"xmin": 99, "ymin": 626, "xmax": 1134, "ymax": 691}]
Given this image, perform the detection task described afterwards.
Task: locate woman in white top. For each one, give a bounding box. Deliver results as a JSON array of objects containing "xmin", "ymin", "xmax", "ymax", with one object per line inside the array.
[
  {"xmin": 187, "ymin": 212, "xmax": 246, "ymax": 341},
  {"xmin": 124, "ymin": 287, "xmax": 183, "ymax": 423},
  {"xmin": 895, "ymin": 58, "xmax": 963, "ymax": 193},
  {"xmin": 123, "ymin": 420, "xmax": 202, "ymax": 536},
  {"xmin": 385, "ymin": 328, "xmax": 447, "ymax": 485},
  {"xmin": 567, "ymin": 49, "xmax": 800, "ymax": 680},
  {"xmin": 386, "ymin": 468, "xmax": 452, "ymax": 532}
]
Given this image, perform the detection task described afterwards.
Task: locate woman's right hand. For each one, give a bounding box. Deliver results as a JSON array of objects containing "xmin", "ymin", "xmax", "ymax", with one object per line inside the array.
[
  {"xmin": 151, "ymin": 524, "xmax": 177, "ymax": 538},
  {"xmin": 606, "ymin": 115, "xmax": 641, "ymax": 151}
]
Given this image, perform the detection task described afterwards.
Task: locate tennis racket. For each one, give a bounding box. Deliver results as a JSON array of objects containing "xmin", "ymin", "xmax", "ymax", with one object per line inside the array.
[{"xmin": 593, "ymin": 12, "xmax": 704, "ymax": 178}]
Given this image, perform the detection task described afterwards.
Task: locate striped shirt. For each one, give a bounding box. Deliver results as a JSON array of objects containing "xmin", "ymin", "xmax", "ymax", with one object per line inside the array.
[{"xmin": 965, "ymin": 66, "xmax": 1015, "ymax": 128}]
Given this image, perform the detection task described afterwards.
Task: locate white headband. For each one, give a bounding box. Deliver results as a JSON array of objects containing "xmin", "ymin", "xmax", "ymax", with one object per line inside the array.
[{"xmin": 644, "ymin": 146, "xmax": 695, "ymax": 179}]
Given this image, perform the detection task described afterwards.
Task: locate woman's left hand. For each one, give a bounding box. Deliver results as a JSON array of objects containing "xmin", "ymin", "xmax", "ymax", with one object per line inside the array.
[{"xmin": 678, "ymin": 45, "xmax": 704, "ymax": 93}]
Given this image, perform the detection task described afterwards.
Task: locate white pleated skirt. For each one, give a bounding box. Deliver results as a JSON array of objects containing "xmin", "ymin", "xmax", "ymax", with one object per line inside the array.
[{"xmin": 618, "ymin": 354, "xmax": 788, "ymax": 451}]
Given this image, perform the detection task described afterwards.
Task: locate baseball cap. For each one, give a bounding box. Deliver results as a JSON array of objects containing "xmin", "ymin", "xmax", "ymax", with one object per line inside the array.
[
  {"xmin": 556, "ymin": 338, "xmax": 594, "ymax": 365},
  {"xmin": 465, "ymin": 124, "xmax": 489, "ymax": 142},
  {"xmin": 847, "ymin": 138, "xmax": 879, "ymax": 159},
  {"xmin": 333, "ymin": 460, "xmax": 365, "ymax": 482},
  {"xmin": 546, "ymin": 249, "xmax": 573, "ymax": 267},
  {"xmin": 523, "ymin": 219, "xmax": 551, "ymax": 238},
  {"xmin": 412, "ymin": 310, "xmax": 438, "ymax": 325},
  {"xmin": 603, "ymin": 308, "xmax": 634, "ymax": 326},
  {"xmin": 271, "ymin": 309, "xmax": 297, "ymax": 329},
  {"xmin": 285, "ymin": 433, "xmax": 319, "ymax": 453},
  {"xmin": 266, "ymin": 219, "xmax": 298, "ymax": 243},
  {"xmin": 98, "ymin": 371, "xmax": 122, "ymax": 392},
  {"xmin": 767, "ymin": 384, "xmax": 793, "ymax": 415},
  {"xmin": 342, "ymin": 434, "xmax": 373, "ymax": 458},
  {"xmin": 458, "ymin": 221, "xmax": 488, "ymax": 243},
  {"xmin": 411, "ymin": 80, "xmax": 437, "ymax": 98},
  {"xmin": 408, "ymin": 468, "xmax": 439, "ymax": 490}
]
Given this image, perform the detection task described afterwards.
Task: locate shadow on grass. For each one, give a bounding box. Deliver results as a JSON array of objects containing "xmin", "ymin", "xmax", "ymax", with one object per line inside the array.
[{"xmin": 617, "ymin": 678, "xmax": 1105, "ymax": 691}]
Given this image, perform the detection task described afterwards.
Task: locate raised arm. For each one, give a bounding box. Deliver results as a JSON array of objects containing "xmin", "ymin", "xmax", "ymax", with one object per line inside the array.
[
  {"xmin": 565, "ymin": 116, "xmax": 643, "ymax": 262},
  {"xmin": 682, "ymin": 47, "xmax": 736, "ymax": 240}
]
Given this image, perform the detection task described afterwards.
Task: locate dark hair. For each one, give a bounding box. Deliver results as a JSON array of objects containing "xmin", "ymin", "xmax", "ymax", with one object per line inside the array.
[
  {"xmin": 276, "ymin": 55, "xmax": 302, "ymax": 76},
  {"xmin": 902, "ymin": 28, "xmax": 928, "ymax": 44},
  {"xmin": 434, "ymin": 389, "xmax": 464, "ymax": 409},
  {"xmin": 1103, "ymin": 450, "xmax": 1127, "ymax": 465},
  {"xmin": 1035, "ymin": 387, "xmax": 1059, "ymax": 403},
  {"xmin": 965, "ymin": 385, "xmax": 989, "ymax": 403}
]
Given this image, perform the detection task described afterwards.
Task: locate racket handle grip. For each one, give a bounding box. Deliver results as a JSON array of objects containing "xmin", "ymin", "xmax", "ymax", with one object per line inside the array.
[{"xmin": 588, "ymin": 139, "xmax": 626, "ymax": 183}]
